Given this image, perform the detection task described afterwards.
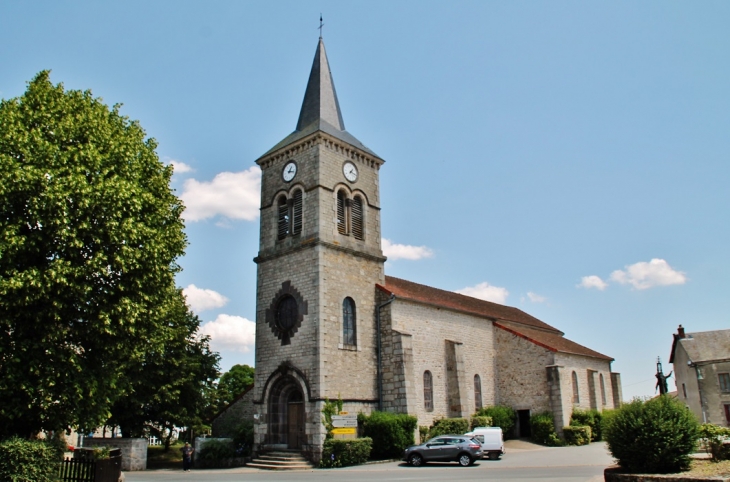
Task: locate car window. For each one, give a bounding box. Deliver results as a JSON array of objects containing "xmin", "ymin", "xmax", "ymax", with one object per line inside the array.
[
  {"xmin": 427, "ymin": 438, "xmax": 446, "ymax": 445},
  {"xmin": 474, "ymin": 435, "xmax": 484, "ymax": 443}
]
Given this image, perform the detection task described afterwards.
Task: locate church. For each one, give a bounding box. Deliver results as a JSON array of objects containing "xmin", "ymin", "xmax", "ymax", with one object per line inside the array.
[{"xmin": 214, "ymin": 37, "xmax": 622, "ymax": 463}]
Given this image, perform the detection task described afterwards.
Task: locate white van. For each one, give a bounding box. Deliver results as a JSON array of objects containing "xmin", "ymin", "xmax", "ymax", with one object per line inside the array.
[{"xmin": 464, "ymin": 427, "xmax": 504, "ymax": 460}]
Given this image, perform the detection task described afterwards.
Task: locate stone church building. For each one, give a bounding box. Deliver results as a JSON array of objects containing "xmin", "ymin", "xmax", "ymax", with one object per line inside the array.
[{"xmin": 214, "ymin": 37, "xmax": 622, "ymax": 462}]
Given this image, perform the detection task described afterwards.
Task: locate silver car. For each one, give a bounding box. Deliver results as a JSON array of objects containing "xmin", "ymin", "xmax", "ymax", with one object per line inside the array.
[{"xmin": 402, "ymin": 435, "xmax": 483, "ymax": 467}]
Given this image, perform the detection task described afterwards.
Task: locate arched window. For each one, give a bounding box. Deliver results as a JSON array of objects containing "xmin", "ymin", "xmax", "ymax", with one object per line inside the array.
[
  {"xmin": 600, "ymin": 374, "xmax": 607, "ymax": 405},
  {"xmin": 474, "ymin": 374, "xmax": 483, "ymax": 410},
  {"xmin": 424, "ymin": 371, "xmax": 433, "ymax": 412},
  {"xmin": 572, "ymin": 371, "xmax": 580, "ymax": 404},
  {"xmin": 277, "ymin": 195, "xmax": 289, "ymax": 240},
  {"xmin": 291, "ymin": 189, "xmax": 303, "ymax": 236},
  {"xmin": 351, "ymin": 195, "xmax": 364, "ymax": 240},
  {"xmin": 337, "ymin": 190, "xmax": 349, "ymax": 235},
  {"xmin": 342, "ymin": 297, "xmax": 356, "ymax": 346}
]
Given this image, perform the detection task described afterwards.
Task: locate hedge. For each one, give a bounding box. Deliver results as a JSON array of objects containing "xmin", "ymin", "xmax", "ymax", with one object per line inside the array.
[
  {"xmin": 530, "ymin": 411, "xmax": 561, "ymax": 446},
  {"xmin": 604, "ymin": 395, "xmax": 699, "ymax": 473},
  {"xmin": 470, "ymin": 416, "xmax": 492, "ymax": 430},
  {"xmin": 359, "ymin": 411, "xmax": 417, "ymax": 459},
  {"xmin": 198, "ymin": 439, "xmax": 235, "ymax": 461},
  {"xmin": 570, "ymin": 408, "xmax": 603, "ymax": 441},
  {"xmin": 698, "ymin": 423, "xmax": 730, "ymax": 461},
  {"xmin": 476, "ymin": 406, "xmax": 516, "ymax": 438},
  {"xmin": 320, "ymin": 438, "xmax": 372, "ymax": 468},
  {"xmin": 0, "ymin": 437, "xmax": 59, "ymax": 482},
  {"xmin": 428, "ymin": 418, "xmax": 469, "ymax": 439},
  {"xmin": 563, "ymin": 426, "xmax": 591, "ymax": 446}
]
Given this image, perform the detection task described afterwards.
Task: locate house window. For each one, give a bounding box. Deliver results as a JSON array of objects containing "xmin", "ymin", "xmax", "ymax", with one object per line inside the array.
[
  {"xmin": 682, "ymin": 383, "xmax": 687, "ymax": 399},
  {"xmin": 337, "ymin": 190, "xmax": 349, "ymax": 235},
  {"xmin": 342, "ymin": 297, "xmax": 356, "ymax": 346},
  {"xmin": 725, "ymin": 404, "xmax": 730, "ymax": 424},
  {"xmin": 424, "ymin": 371, "xmax": 433, "ymax": 412},
  {"xmin": 600, "ymin": 374, "xmax": 607, "ymax": 405},
  {"xmin": 474, "ymin": 374, "xmax": 483, "ymax": 410},
  {"xmin": 351, "ymin": 195, "xmax": 364, "ymax": 240},
  {"xmin": 719, "ymin": 373, "xmax": 730, "ymax": 393},
  {"xmin": 572, "ymin": 371, "xmax": 580, "ymax": 404}
]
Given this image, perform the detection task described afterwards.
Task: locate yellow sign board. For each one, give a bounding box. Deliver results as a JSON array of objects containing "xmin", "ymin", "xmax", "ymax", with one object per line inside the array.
[
  {"xmin": 339, "ymin": 411, "xmax": 349, "ymax": 415},
  {"xmin": 331, "ymin": 427, "xmax": 356, "ymax": 435}
]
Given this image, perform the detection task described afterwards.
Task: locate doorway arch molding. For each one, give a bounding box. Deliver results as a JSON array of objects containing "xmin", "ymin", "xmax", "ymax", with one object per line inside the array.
[{"xmin": 257, "ymin": 360, "xmax": 312, "ymax": 404}]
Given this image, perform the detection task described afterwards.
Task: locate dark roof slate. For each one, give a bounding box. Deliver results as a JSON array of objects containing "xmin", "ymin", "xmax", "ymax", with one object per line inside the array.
[{"xmin": 672, "ymin": 329, "xmax": 730, "ymax": 364}]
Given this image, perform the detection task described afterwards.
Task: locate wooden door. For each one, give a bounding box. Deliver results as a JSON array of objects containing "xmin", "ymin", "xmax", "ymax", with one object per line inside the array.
[{"xmin": 287, "ymin": 403, "xmax": 302, "ymax": 449}]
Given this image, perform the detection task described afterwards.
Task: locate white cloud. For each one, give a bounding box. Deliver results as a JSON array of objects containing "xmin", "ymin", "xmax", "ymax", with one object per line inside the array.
[
  {"xmin": 183, "ymin": 284, "xmax": 229, "ymax": 312},
  {"xmin": 609, "ymin": 258, "xmax": 687, "ymax": 290},
  {"xmin": 169, "ymin": 160, "xmax": 194, "ymax": 174},
  {"xmin": 527, "ymin": 292, "xmax": 547, "ymax": 303},
  {"xmin": 456, "ymin": 282, "xmax": 509, "ymax": 304},
  {"xmin": 181, "ymin": 167, "xmax": 261, "ymax": 222},
  {"xmin": 382, "ymin": 239, "xmax": 434, "ymax": 261},
  {"xmin": 578, "ymin": 275, "xmax": 609, "ymax": 291},
  {"xmin": 198, "ymin": 314, "xmax": 255, "ymax": 353}
]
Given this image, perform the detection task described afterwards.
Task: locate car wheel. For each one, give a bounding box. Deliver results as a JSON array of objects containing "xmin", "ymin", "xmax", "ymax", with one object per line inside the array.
[
  {"xmin": 488, "ymin": 452, "xmax": 500, "ymax": 460},
  {"xmin": 409, "ymin": 453, "xmax": 424, "ymax": 467},
  {"xmin": 458, "ymin": 453, "xmax": 472, "ymax": 467}
]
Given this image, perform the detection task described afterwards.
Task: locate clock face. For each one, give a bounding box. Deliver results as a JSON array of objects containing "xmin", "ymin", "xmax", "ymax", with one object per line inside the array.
[
  {"xmin": 343, "ymin": 162, "xmax": 358, "ymax": 182},
  {"xmin": 282, "ymin": 161, "xmax": 297, "ymax": 182}
]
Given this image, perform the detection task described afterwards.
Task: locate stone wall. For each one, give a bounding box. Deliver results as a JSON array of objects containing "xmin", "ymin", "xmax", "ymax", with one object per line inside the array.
[
  {"xmin": 212, "ymin": 387, "xmax": 255, "ymax": 438},
  {"xmin": 83, "ymin": 437, "xmax": 146, "ymax": 471},
  {"xmin": 553, "ymin": 352, "xmax": 616, "ymax": 429}
]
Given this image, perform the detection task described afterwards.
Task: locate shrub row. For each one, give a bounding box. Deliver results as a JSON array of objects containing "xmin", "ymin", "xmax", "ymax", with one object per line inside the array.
[
  {"xmin": 198, "ymin": 439, "xmax": 235, "ymax": 461},
  {"xmin": 427, "ymin": 418, "xmax": 469, "ymax": 439},
  {"xmin": 530, "ymin": 411, "xmax": 561, "ymax": 446},
  {"xmin": 320, "ymin": 438, "xmax": 373, "ymax": 468},
  {"xmin": 0, "ymin": 437, "xmax": 59, "ymax": 482},
  {"xmin": 570, "ymin": 408, "xmax": 603, "ymax": 441},
  {"xmin": 699, "ymin": 423, "xmax": 730, "ymax": 461},
  {"xmin": 563, "ymin": 426, "xmax": 591, "ymax": 446},
  {"xmin": 359, "ymin": 411, "xmax": 417, "ymax": 459},
  {"xmin": 470, "ymin": 415, "xmax": 492, "ymax": 430},
  {"xmin": 476, "ymin": 406, "xmax": 516, "ymax": 438}
]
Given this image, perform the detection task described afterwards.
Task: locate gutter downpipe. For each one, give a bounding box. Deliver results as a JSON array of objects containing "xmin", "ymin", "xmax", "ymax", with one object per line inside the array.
[{"xmin": 376, "ymin": 294, "xmax": 396, "ymax": 412}]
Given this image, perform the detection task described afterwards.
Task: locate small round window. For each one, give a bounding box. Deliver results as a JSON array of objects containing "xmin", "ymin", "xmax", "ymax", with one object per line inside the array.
[{"xmin": 276, "ymin": 295, "xmax": 298, "ymax": 331}]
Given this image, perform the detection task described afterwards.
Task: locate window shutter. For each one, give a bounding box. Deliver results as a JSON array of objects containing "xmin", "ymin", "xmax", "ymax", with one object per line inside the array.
[
  {"xmin": 352, "ymin": 196, "xmax": 364, "ymax": 240},
  {"xmin": 337, "ymin": 191, "xmax": 348, "ymax": 235},
  {"xmin": 292, "ymin": 190, "xmax": 303, "ymax": 235},
  {"xmin": 277, "ymin": 197, "xmax": 289, "ymax": 240}
]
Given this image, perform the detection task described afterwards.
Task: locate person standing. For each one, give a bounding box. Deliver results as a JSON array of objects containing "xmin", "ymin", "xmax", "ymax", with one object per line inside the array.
[{"xmin": 180, "ymin": 442, "xmax": 194, "ymax": 471}]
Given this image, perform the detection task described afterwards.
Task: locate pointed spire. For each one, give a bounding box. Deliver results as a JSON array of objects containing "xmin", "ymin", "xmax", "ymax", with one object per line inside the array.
[{"xmin": 296, "ymin": 38, "xmax": 345, "ymax": 132}]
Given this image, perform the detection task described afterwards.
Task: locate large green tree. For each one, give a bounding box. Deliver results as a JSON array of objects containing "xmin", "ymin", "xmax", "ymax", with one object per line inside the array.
[
  {"xmin": 0, "ymin": 71, "xmax": 187, "ymax": 438},
  {"xmin": 216, "ymin": 364, "xmax": 254, "ymax": 408}
]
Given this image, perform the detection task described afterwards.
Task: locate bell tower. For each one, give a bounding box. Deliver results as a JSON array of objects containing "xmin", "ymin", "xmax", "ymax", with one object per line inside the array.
[{"xmin": 252, "ymin": 37, "xmax": 386, "ymax": 460}]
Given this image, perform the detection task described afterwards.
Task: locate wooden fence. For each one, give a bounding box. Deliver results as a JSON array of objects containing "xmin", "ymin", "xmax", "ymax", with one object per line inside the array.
[{"xmin": 59, "ymin": 453, "xmax": 122, "ymax": 482}]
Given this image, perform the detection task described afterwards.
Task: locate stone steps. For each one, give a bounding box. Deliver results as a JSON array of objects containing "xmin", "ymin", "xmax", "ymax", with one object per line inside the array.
[{"xmin": 248, "ymin": 451, "xmax": 313, "ymax": 470}]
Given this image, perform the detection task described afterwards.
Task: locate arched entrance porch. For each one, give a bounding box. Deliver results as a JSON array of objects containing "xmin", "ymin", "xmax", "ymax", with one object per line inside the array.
[{"xmin": 267, "ymin": 376, "xmax": 305, "ymax": 449}]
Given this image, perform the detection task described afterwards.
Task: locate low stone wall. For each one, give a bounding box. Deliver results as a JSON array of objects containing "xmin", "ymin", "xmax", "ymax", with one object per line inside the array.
[
  {"xmin": 83, "ymin": 437, "xmax": 147, "ymax": 471},
  {"xmin": 604, "ymin": 466, "xmax": 730, "ymax": 482}
]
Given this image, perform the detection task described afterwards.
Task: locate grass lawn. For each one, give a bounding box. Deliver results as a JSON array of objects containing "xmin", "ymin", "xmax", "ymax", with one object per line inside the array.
[
  {"xmin": 686, "ymin": 459, "xmax": 730, "ymax": 478},
  {"xmin": 147, "ymin": 441, "xmax": 184, "ymax": 469}
]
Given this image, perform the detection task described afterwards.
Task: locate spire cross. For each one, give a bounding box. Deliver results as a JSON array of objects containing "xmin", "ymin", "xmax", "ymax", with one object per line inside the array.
[{"xmin": 319, "ymin": 14, "xmax": 324, "ymax": 38}]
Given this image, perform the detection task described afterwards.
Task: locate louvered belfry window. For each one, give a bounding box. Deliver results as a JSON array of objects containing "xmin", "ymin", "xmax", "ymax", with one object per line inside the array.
[
  {"xmin": 291, "ymin": 189, "xmax": 303, "ymax": 235},
  {"xmin": 337, "ymin": 190, "xmax": 348, "ymax": 235},
  {"xmin": 277, "ymin": 196, "xmax": 289, "ymax": 240},
  {"xmin": 424, "ymin": 370, "xmax": 434, "ymax": 412},
  {"xmin": 351, "ymin": 196, "xmax": 364, "ymax": 240},
  {"xmin": 342, "ymin": 297, "xmax": 356, "ymax": 346}
]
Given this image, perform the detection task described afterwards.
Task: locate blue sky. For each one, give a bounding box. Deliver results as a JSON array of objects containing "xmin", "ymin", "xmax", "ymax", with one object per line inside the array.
[{"xmin": 2, "ymin": 1, "xmax": 729, "ymax": 401}]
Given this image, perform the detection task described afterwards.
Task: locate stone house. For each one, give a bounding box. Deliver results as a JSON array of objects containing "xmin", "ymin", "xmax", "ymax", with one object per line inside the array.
[
  {"xmin": 670, "ymin": 325, "xmax": 730, "ymax": 425},
  {"xmin": 215, "ymin": 36, "xmax": 622, "ymax": 462}
]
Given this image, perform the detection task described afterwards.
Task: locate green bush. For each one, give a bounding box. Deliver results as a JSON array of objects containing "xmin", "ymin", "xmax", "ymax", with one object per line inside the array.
[
  {"xmin": 359, "ymin": 411, "xmax": 417, "ymax": 459},
  {"xmin": 570, "ymin": 408, "xmax": 603, "ymax": 441},
  {"xmin": 232, "ymin": 420, "xmax": 254, "ymax": 456},
  {"xmin": 418, "ymin": 426, "xmax": 429, "ymax": 444},
  {"xmin": 0, "ymin": 437, "xmax": 59, "ymax": 482},
  {"xmin": 564, "ymin": 426, "xmax": 591, "ymax": 446},
  {"xmin": 319, "ymin": 438, "xmax": 372, "ymax": 468},
  {"xmin": 428, "ymin": 418, "xmax": 469, "ymax": 439},
  {"xmin": 476, "ymin": 406, "xmax": 516, "ymax": 438},
  {"xmin": 530, "ymin": 412, "xmax": 561, "ymax": 446},
  {"xmin": 699, "ymin": 423, "xmax": 730, "ymax": 461},
  {"xmin": 470, "ymin": 416, "xmax": 492, "ymax": 430},
  {"xmin": 198, "ymin": 439, "xmax": 235, "ymax": 461},
  {"xmin": 604, "ymin": 396, "xmax": 699, "ymax": 473}
]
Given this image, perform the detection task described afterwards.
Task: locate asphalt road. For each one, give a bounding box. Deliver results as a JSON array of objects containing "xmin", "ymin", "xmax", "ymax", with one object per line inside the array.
[{"xmin": 125, "ymin": 441, "xmax": 613, "ymax": 482}]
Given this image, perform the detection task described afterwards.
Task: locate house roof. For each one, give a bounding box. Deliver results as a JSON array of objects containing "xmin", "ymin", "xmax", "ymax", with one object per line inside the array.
[
  {"xmin": 670, "ymin": 329, "xmax": 730, "ymax": 364},
  {"xmin": 495, "ymin": 322, "xmax": 614, "ymax": 361},
  {"xmin": 378, "ymin": 276, "xmax": 614, "ymax": 361},
  {"xmin": 258, "ymin": 38, "xmax": 379, "ymax": 160}
]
